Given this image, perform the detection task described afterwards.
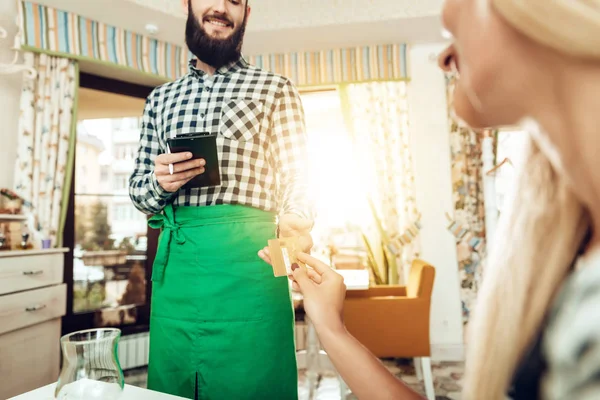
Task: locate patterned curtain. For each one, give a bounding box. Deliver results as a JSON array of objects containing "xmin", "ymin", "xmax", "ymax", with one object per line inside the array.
[
  {"xmin": 339, "ymin": 81, "xmax": 420, "ymax": 284},
  {"xmin": 446, "ymin": 78, "xmax": 488, "ymax": 322},
  {"xmin": 13, "ymin": 52, "xmax": 78, "ymax": 247}
]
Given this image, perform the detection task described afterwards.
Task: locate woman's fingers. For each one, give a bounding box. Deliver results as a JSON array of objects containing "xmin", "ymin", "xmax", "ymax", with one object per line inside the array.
[
  {"xmin": 291, "ymin": 280, "xmax": 300, "ymax": 292},
  {"xmin": 296, "ymin": 252, "xmax": 333, "ymax": 275},
  {"xmin": 291, "ymin": 264, "xmax": 316, "ymax": 294},
  {"xmin": 306, "ymin": 268, "xmax": 322, "ymax": 283}
]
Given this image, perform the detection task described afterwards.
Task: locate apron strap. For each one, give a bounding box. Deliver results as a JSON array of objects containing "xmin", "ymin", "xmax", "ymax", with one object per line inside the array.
[{"xmin": 148, "ymin": 204, "xmax": 186, "ymax": 283}]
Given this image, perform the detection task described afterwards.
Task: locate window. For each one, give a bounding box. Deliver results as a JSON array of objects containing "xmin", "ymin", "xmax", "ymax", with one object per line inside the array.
[
  {"xmin": 300, "ymin": 89, "xmax": 371, "ymax": 259},
  {"xmin": 117, "ymin": 145, "xmax": 125, "ymax": 161},
  {"xmin": 112, "ymin": 174, "xmax": 129, "ymax": 191},
  {"xmin": 112, "ymin": 203, "xmax": 139, "ymax": 221},
  {"xmin": 100, "ymin": 166, "xmax": 109, "ymax": 182},
  {"xmin": 73, "ymin": 117, "xmax": 149, "ymax": 317},
  {"xmin": 118, "ymin": 117, "xmax": 140, "ymax": 131}
]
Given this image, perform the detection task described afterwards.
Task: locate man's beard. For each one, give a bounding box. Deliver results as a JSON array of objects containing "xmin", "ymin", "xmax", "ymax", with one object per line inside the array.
[{"xmin": 185, "ymin": 3, "xmax": 247, "ymax": 69}]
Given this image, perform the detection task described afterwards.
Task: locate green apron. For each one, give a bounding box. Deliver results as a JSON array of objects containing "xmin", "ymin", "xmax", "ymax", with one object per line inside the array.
[{"xmin": 146, "ymin": 204, "xmax": 298, "ymax": 399}]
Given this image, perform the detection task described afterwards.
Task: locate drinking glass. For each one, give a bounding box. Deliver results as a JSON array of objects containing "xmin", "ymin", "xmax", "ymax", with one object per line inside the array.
[{"xmin": 54, "ymin": 328, "xmax": 125, "ymax": 399}]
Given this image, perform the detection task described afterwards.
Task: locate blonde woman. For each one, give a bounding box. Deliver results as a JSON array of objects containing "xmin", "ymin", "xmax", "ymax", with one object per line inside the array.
[{"xmin": 289, "ymin": 0, "xmax": 600, "ymax": 398}]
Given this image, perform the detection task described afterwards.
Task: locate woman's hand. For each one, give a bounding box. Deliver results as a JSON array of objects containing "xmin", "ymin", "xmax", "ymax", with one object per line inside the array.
[
  {"xmin": 290, "ymin": 252, "xmax": 347, "ymax": 335},
  {"xmin": 292, "ymin": 253, "xmax": 424, "ymax": 400}
]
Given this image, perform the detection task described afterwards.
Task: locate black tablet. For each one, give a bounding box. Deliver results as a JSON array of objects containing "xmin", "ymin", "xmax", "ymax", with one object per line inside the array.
[{"xmin": 166, "ymin": 134, "xmax": 221, "ymax": 189}]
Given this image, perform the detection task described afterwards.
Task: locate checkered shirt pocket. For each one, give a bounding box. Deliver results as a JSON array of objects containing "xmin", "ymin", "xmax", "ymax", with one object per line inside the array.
[{"xmin": 220, "ymin": 99, "xmax": 265, "ymax": 141}]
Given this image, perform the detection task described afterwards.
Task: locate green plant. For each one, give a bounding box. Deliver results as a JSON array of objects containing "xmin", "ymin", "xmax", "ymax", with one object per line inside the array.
[
  {"xmin": 117, "ymin": 237, "xmax": 136, "ymax": 253},
  {"xmin": 361, "ymin": 232, "xmax": 386, "ymax": 285},
  {"xmin": 0, "ymin": 188, "xmax": 22, "ymax": 201},
  {"xmin": 77, "ymin": 202, "xmax": 116, "ymax": 251},
  {"xmin": 361, "ymin": 198, "xmax": 401, "ymax": 285},
  {"xmin": 73, "ymin": 280, "xmax": 107, "ymax": 313}
]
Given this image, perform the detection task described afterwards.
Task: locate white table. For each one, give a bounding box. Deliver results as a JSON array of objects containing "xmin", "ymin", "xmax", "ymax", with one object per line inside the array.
[
  {"xmin": 9, "ymin": 383, "xmax": 186, "ymax": 400},
  {"xmin": 335, "ymin": 269, "xmax": 370, "ymax": 291}
]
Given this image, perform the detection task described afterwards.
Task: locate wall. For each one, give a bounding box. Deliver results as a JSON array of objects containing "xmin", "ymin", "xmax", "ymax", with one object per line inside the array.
[
  {"xmin": 0, "ymin": 0, "xmax": 22, "ymax": 189},
  {"xmin": 408, "ymin": 43, "xmax": 465, "ymax": 360}
]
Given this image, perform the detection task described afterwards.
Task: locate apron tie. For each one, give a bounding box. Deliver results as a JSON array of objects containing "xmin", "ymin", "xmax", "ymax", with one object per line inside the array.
[{"xmin": 148, "ymin": 204, "xmax": 186, "ymax": 283}]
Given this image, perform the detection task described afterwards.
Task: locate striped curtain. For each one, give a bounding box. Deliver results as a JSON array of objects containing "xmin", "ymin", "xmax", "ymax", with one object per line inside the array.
[
  {"xmin": 20, "ymin": 0, "xmax": 188, "ymax": 81},
  {"xmin": 446, "ymin": 79, "xmax": 488, "ymax": 322},
  {"xmin": 247, "ymin": 44, "xmax": 409, "ymax": 87}
]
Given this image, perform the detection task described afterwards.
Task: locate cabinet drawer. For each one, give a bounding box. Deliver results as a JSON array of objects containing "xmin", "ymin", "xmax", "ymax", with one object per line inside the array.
[
  {"xmin": 0, "ymin": 252, "xmax": 64, "ymax": 295},
  {"xmin": 0, "ymin": 284, "xmax": 66, "ymax": 335}
]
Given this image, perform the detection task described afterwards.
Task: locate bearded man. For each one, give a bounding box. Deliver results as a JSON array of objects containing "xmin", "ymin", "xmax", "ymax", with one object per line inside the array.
[{"xmin": 128, "ymin": 0, "xmax": 314, "ymax": 398}]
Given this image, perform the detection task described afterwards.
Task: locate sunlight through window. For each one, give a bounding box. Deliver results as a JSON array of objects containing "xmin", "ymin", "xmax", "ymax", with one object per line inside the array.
[{"xmin": 301, "ymin": 90, "xmax": 375, "ymax": 249}]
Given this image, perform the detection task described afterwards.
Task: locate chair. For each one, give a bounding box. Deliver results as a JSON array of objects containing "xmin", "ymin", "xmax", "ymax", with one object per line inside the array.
[{"xmin": 342, "ymin": 259, "xmax": 436, "ymax": 399}]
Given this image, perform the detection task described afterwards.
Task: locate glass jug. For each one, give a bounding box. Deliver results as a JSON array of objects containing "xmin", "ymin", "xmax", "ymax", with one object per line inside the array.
[{"xmin": 55, "ymin": 328, "xmax": 125, "ymax": 399}]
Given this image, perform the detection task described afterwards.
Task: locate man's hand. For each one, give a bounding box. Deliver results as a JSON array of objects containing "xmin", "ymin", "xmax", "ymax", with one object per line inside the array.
[
  {"xmin": 155, "ymin": 152, "xmax": 205, "ymax": 192},
  {"xmin": 258, "ymin": 213, "xmax": 313, "ymax": 265}
]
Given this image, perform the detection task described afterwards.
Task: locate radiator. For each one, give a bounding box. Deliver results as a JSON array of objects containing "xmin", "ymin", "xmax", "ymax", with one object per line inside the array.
[{"xmin": 118, "ymin": 332, "xmax": 150, "ymax": 370}]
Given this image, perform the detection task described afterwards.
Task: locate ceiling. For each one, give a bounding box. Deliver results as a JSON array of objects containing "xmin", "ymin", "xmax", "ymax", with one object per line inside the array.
[
  {"xmin": 33, "ymin": 0, "xmax": 446, "ymax": 55},
  {"xmin": 78, "ymin": 87, "xmax": 146, "ymax": 120},
  {"xmin": 123, "ymin": 0, "xmax": 444, "ymax": 32}
]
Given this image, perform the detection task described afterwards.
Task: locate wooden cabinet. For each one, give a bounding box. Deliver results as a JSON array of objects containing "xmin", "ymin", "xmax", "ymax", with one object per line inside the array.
[{"xmin": 0, "ymin": 248, "xmax": 68, "ymax": 399}]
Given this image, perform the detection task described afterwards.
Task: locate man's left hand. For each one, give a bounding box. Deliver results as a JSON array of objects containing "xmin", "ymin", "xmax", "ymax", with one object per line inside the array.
[{"xmin": 258, "ymin": 213, "xmax": 313, "ymax": 265}]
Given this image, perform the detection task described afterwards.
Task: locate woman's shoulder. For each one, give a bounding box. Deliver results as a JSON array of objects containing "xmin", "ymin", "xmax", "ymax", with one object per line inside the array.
[{"xmin": 542, "ymin": 248, "xmax": 600, "ymax": 399}]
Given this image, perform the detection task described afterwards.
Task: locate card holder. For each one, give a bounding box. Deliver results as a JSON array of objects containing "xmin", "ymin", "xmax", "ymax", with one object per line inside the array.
[{"xmin": 166, "ymin": 133, "xmax": 221, "ymax": 189}]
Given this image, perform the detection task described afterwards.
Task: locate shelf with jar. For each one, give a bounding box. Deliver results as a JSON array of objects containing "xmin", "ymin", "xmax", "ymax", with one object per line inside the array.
[
  {"xmin": 0, "ymin": 217, "xmax": 35, "ymax": 252},
  {"xmin": 0, "ymin": 189, "xmax": 43, "ymax": 252},
  {"xmin": 0, "ymin": 188, "xmax": 25, "ymax": 215}
]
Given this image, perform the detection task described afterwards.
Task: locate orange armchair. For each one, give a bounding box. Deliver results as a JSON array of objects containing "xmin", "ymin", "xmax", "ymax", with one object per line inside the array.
[{"xmin": 342, "ymin": 259, "xmax": 436, "ymax": 399}]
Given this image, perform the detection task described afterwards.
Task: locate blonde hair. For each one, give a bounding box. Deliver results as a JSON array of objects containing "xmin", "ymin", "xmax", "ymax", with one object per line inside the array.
[
  {"xmin": 462, "ymin": 0, "xmax": 600, "ymax": 398},
  {"xmin": 492, "ymin": 0, "xmax": 600, "ymax": 60}
]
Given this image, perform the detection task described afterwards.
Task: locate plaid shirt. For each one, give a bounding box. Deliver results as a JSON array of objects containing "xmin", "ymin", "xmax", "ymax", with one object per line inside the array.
[{"xmin": 129, "ymin": 57, "xmax": 314, "ymax": 221}]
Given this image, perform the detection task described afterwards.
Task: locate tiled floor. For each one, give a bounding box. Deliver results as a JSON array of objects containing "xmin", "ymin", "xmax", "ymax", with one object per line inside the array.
[{"xmin": 124, "ymin": 359, "xmax": 464, "ymax": 399}]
